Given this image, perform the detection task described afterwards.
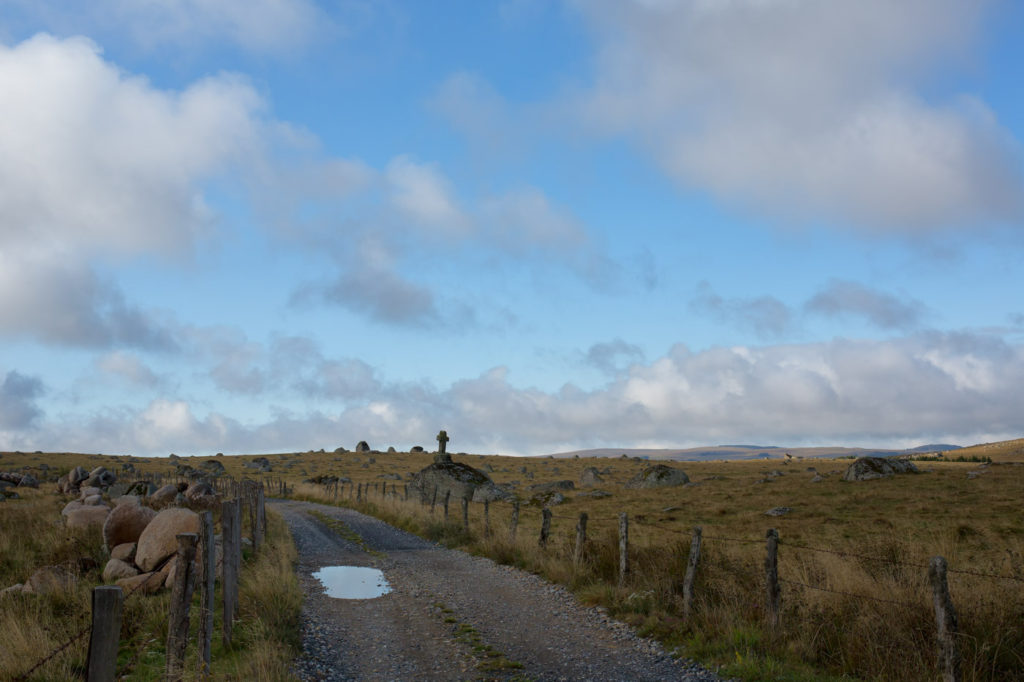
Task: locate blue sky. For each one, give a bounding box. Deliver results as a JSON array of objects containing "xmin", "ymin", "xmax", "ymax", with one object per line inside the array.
[{"xmin": 1, "ymin": 0, "xmax": 1023, "ymax": 456}]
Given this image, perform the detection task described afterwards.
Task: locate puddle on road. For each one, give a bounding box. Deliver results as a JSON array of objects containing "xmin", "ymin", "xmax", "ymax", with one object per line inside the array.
[{"xmin": 313, "ymin": 566, "xmax": 392, "ymax": 599}]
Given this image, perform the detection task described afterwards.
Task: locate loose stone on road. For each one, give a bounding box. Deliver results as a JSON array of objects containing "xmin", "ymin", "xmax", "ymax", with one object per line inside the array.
[{"xmin": 274, "ymin": 499, "xmax": 726, "ymax": 681}]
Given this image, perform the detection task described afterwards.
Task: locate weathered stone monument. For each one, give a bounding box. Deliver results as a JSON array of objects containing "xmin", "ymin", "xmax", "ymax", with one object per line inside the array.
[{"xmin": 411, "ymin": 430, "xmax": 498, "ymax": 502}]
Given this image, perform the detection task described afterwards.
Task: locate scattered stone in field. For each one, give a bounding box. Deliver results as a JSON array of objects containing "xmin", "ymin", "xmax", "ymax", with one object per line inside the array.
[
  {"xmin": 116, "ymin": 571, "xmax": 164, "ymax": 595},
  {"xmin": 811, "ymin": 474, "xmax": 825, "ymax": 483},
  {"xmin": 967, "ymin": 470, "xmax": 985, "ymax": 479},
  {"xmin": 472, "ymin": 483, "xmax": 513, "ymax": 503},
  {"xmin": 184, "ymin": 481, "xmax": 220, "ymax": 509},
  {"xmin": 18, "ymin": 473, "xmax": 38, "ymax": 488},
  {"xmin": 842, "ymin": 457, "xmax": 919, "ymax": 482},
  {"xmin": 806, "ymin": 466, "xmax": 817, "ymax": 472},
  {"xmin": 518, "ymin": 466, "xmax": 528, "ymax": 474},
  {"xmin": 356, "ymin": 441, "xmax": 371, "ymax": 453},
  {"xmin": 201, "ymin": 459, "xmax": 225, "ymax": 475},
  {"xmin": 149, "ymin": 483, "xmax": 181, "ymax": 508},
  {"xmin": 379, "ymin": 473, "xmax": 402, "ymax": 480},
  {"xmin": 111, "ymin": 542, "xmax": 137, "ymax": 562},
  {"xmin": 387, "ymin": 446, "xmax": 397, "ymax": 453},
  {"xmin": 103, "ymin": 501, "xmax": 157, "ymax": 549},
  {"xmin": 124, "ymin": 480, "xmax": 156, "ymax": 497},
  {"xmin": 135, "ymin": 507, "xmax": 200, "ymax": 572},
  {"xmin": 625, "ymin": 465, "xmax": 689, "ymax": 489},
  {"xmin": 84, "ymin": 466, "xmax": 115, "ymax": 488},
  {"xmin": 754, "ymin": 478, "xmax": 773, "ymax": 484},
  {"xmin": 66, "ymin": 505, "xmax": 111, "ymax": 530},
  {"xmin": 765, "ymin": 507, "xmax": 792, "ymax": 516},
  {"xmin": 576, "ymin": 490, "xmax": 612, "ymax": 499},
  {"xmin": 410, "ymin": 446, "xmax": 424, "ymax": 453},
  {"xmin": 662, "ymin": 506, "xmax": 682, "ymax": 513},
  {"xmin": 765, "ymin": 470, "xmax": 785, "ymax": 478},
  {"xmin": 532, "ymin": 490, "xmax": 566, "ymax": 506},
  {"xmin": 580, "ymin": 467, "xmax": 603, "ymax": 487},
  {"xmin": 23, "ymin": 565, "xmax": 77, "ymax": 594},
  {"xmin": 103, "ymin": 558, "xmax": 139, "ymax": 582},
  {"xmin": 1, "ymin": 583, "xmax": 24, "ymax": 596},
  {"xmin": 528, "ymin": 480, "xmax": 575, "ymax": 493}
]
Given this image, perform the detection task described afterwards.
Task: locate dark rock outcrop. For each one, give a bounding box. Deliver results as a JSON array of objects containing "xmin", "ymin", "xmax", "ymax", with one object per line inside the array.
[
  {"xmin": 625, "ymin": 465, "xmax": 690, "ymax": 489},
  {"xmin": 843, "ymin": 457, "xmax": 919, "ymax": 482}
]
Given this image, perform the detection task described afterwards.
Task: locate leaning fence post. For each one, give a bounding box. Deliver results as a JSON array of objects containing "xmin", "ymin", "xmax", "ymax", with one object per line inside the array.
[
  {"xmin": 509, "ymin": 501, "xmax": 520, "ymax": 541},
  {"xmin": 430, "ymin": 486, "xmax": 438, "ymax": 513},
  {"xmin": 765, "ymin": 528, "xmax": 780, "ymax": 627},
  {"xmin": 484, "ymin": 499, "xmax": 491, "ymax": 538},
  {"xmin": 539, "ymin": 508, "xmax": 552, "ymax": 548},
  {"xmin": 682, "ymin": 526, "xmax": 702, "ymax": 621},
  {"xmin": 461, "ymin": 498, "xmax": 469, "ymax": 533},
  {"xmin": 618, "ymin": 512, "xmax": 629, "ymax": 587},
  {"xmin": 86, "ymin": 585, "xmax": 123, "ymax": 682},
  {"xmin": 221, "ymin": 499, "xmax": 240, "ymax": 649},
  {"xmin": 197, "ymin": 511, "xmax": 214, "ymax": 675},
  {"xmin": 574, "ymin": 512, "xmax": 588, "ymax": 568},
  {"xmin": 930, "ymin": 556, "xmax": 961, "ymax": 681},
  {"xmin": 443, "ymin": 490, "xmax": 451, "ymax": 521},
  {"xmin": 165, "ymin": 533, "xmax": 198, "ymax": 682},
  {"xmin": 254, "ymin": 484, "xmax": 265, "ymax": 552}
]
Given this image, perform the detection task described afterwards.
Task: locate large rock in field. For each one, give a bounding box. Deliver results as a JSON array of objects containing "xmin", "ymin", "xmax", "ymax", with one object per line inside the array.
[
  {"xmin": 66, "ymin": 505, "xmax": 111, "ymax": 530},
  {"xmin": 580, "ymin": 467, "xmax": 604, "ymax": 487},
  {"xmin": 115, "ymin": 571, "xmax": 163, "ymax": 595},
  {"xmin": 184, "ymin": 481, "xmax": 219, "ymax": 509},
  {"xmin": 135, "ymin": 508, "xmax": 200, "ymax": 572},
  {"xmin": 69, "ymin": 466, "xmax": 89, "ymax": 487},
  {"xmin": 843, "ymin": 457, "xmax": 919, "ymax": 482},
  {"xmin": 625, "ymin": 464, "xmax": 690, "ymax": 489},
  {"xmin": 84, "ymin": 466, "xmax": 115, "ymax": 488},
  {"xmin": 411, "ymin": 454, "xmax": 492, "ymax": 503},
  {"xmin": 356, "ymin": 440, "xmax": 371, "ymax": 452},
  {"xmin": 124, "ymin": 480, "xmax": 157, "ymax": 497},
  {"xmin": 23, "ymin": 565, "xmax": 77, "ymax": 594},
  {"xmin": 103, "ymin": 558, "xmax": 139, "ymax": 582},
  {"xmin": 471, "ymin": 482, "xmax": 513, "ymax": 503},
  {"xmin": 103, "ymin": 501, "xmax": 157, "ymax": 549},
  {"xmin": 149, "ymin": 483, "xmax": 181, "ymax": 508}
]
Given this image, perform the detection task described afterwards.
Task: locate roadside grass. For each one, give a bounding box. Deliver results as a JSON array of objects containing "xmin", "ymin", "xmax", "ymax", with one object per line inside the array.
[
  {"xmin": 0, "ymin": 484, "xmax": 301, "ymax": 681},
  {"xmin": 4, "ymin": 439, "xmax": 1024, "ymax": 680},
  {"xmin": 288, "ymin": 453, "xmax": 1024, "ymax": 682}
]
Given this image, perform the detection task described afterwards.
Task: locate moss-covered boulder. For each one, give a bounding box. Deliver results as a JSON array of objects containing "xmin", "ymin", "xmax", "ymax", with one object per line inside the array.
[{"xmin": 625, "ymin": 464, "xmax": 690, "ymax": 489}]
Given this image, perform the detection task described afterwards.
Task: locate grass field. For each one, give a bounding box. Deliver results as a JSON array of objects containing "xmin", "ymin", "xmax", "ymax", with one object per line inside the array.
[{"xmin": 2, "ymin": 439, "xmax": 1022, "ymax": 680}]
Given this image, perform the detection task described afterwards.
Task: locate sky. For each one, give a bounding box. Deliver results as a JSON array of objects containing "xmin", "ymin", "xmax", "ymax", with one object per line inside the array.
[{"xmin": 1, "ymin": 0, "xmax": 1023, "ymax": 457}]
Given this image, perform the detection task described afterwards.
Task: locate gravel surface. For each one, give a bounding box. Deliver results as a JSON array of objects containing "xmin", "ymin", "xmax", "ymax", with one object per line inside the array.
[{"xmin": 273, "ymin": 499, "xmax": 727, "ymax": 681}]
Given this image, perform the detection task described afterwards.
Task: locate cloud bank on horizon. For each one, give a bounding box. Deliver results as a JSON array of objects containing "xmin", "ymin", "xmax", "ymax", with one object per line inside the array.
[{"xmin": 1, "ymin": 0, "xmax": 1023, "ymax": 456}]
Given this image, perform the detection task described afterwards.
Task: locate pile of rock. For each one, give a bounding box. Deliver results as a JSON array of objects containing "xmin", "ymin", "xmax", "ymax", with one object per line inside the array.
[
  {"xmin": 0, "ymin": 471, "xmax": 38, "ymax": 500},
  {"xmin": 56, "ymin": 465, "xmax": 116, "ymax": 495}
]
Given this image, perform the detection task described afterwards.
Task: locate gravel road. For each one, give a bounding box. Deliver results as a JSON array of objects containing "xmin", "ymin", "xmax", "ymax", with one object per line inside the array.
[{"xmin": 273, "ymin": 499, "xmax": 726, "ymax": 681}]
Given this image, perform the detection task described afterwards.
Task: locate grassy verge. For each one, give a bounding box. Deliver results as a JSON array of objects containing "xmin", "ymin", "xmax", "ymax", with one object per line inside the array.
[
  {"xmin": 290, "ymin": 471, "xmax": 1024, "ymax": 682},
  {"xmin": 0, "ymin": 490, "xmax": 302, "ymax": 681}
]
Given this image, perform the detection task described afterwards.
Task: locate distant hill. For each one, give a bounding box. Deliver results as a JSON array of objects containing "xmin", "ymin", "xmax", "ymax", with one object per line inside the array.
[{"xmin": 542, "ymin": 443, "xmax": 963, "ymax": 461}]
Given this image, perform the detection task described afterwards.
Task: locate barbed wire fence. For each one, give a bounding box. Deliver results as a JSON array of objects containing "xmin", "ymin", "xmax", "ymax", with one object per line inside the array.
[{"xmin": 307, "ymin": 477, "xmax": 1023, "ymax": 679}]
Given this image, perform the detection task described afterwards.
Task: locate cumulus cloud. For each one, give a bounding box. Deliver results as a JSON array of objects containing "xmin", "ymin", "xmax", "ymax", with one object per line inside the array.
[
  {"xmin": 585, "ymin": 339, "xmax": 645, "ymax": 374},
  {"xmin": 0, "ymin": 370, "xmax": 44, "ymax": 430},
  {"xmin": 690, "ymin": 282, "xmax": 795, "ymax": 338},
  {"xmin": 0, "ymin": 253, "xmax": 177, "ymax": 349},
  {"xmin": 805, "ymin": 279, "xmax": 926, "ymax": 330},
  {"xmin": 7, "ymin": 332, "xmax": 1024, "ymax": 455},
  {"xmin": 96, "ymin": 351, "xmax": 161, "ymax": 388},
  {"xmin": 572, "ymin": 0, "xmax": 1023, "ymax": 230}
]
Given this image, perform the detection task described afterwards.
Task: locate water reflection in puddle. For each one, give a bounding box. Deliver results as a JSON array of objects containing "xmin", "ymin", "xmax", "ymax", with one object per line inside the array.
[{"xmin": 313, "ymin": 566, "xmax": 392, "ymax": 599}]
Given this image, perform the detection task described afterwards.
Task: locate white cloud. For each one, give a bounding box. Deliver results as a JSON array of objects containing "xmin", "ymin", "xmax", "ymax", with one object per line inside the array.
[
  {"xmin": 805, "ymin": 279, "xmax": 926, "ymax": 330},
  {"xmin": 0, "ymin": 34, "xmax": 263, "ymax": 257},
  {"xmin": 385, "ymin": 156, "xmax": 472, "ymax": 238},
  {"xmin": 96, "ymin": 351, "xmax": 161, "ymax": 387},
  {"xmin": 7, "ymin": 332, "xmax": 1024, "ymax": 455},
  {"xmin": 572, "ymin": 0, "xmax": 1023, "ymax": 230}
]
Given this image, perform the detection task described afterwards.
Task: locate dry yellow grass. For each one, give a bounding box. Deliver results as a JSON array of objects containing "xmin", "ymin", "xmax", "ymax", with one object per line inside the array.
[{"xmin": 3, "ymin": 440, "xmax": 1023, "ymax": 680}]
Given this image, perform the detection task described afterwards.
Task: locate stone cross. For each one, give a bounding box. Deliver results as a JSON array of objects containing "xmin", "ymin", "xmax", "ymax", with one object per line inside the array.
[{"xmin": 436, "ymin": 430, "xmax": 449, "ymax": 455}]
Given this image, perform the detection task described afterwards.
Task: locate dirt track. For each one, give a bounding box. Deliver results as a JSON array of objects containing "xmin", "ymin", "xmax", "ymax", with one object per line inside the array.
[{"xmin": 273, "ymin": 499, "xmax": 725, "ymax": 681}]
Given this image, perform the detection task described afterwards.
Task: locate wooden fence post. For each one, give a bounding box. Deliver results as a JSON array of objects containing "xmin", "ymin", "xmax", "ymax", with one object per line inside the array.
[
  {"xmin": 443, "ymin": 490, "xmax": 451, "ymax": 521},
  {"xmin": 618, "ymin": 513, "xmax": 629, "ymax": 587},
  {"xmin": 221, "ymin": 499, "xmax": 240, "ymax": 649},
  {"xmin": 461, "ymin": 497, "xmax": 469, "ymax": 533},
  {"xmin": 254, "ymin": 484, "xmax": 265, "ymax": 552},
  {"xmin": 484, "ymin": 500, "xmax": 491, "ymax": 538},
  {"xmin": 165, "ymin": 533, "xmax": 198, "ymax": 682},
  {"xmin": 682, "ymin": 526, "xmax": 702, "ymax": 621},
  {"xmin": 929, "ymin": 556, "xmax": 961, "ymax": 682},
  {"xmin": 404, "ymin": 484, "xmax": 409, "ymax": 501},
  {"xmin": 86, "ymin": 585, "xmax": 123, "ymax": 682},
  {"xmin": 430, "ymin": 486, "xmax": 438, "ymax": 513},
  {"xmin": 765, "ymin": 528, "xmax": 780, "ymax": 627},
  {"xmin": 574, "ymin": 512, "xmax": 588, "ymax": 568},
  {"xmin": 197, "ymin": 511, "xmax": 214, "ymax": 675},
  {"xmin": 539, "ymin": 508, "xmax": 552, "ymax": 548},
  {"xmin": 510, "ymin": 502, "xmax": 520, "ymax": 541}
]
